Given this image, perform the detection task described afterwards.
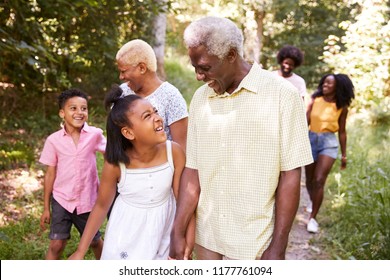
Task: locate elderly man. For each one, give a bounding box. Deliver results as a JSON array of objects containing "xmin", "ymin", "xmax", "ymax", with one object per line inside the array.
[{"xmin": 170, "ymin": 16, "xmax": 313, "ymax": 260}]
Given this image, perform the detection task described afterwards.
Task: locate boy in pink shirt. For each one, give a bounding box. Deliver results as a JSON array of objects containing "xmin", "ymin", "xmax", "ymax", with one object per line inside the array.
[{"xmin": 39, "ymin": 88, "xmax": 106, "ymax": 259}]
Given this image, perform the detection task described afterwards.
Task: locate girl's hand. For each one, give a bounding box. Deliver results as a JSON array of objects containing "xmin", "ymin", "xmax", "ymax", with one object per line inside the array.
[
  {"xmin": 341, "ymin": 156, "xmax": 347, "ymax": 170},
  {"xmin": 68, "ymin": 251, "xmax": 85, "ymax": 260}
]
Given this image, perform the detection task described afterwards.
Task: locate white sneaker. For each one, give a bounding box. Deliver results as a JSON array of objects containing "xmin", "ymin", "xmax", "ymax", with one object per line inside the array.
[
  {"xmin": 307, "ymin": 218, "xmax": 319, "ymax": 233},
  {"xmin": 306, "ymin": 200, "xmax": 312, "ymax": 213}
]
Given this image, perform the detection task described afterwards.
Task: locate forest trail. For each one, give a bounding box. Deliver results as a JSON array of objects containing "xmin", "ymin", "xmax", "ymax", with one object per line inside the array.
[{"xmin": 286, "ymin": 169, "xmax": 330, "ymax": 260}]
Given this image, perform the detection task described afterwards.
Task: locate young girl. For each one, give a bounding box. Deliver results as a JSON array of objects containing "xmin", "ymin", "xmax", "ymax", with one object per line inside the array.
[
  {"xmin": 305, "ymin": 73, "xmax": 355, "ymax": 233},
  {"xmin": 69, "ymin": 85, "xmax": 190, "ymax": 260}
]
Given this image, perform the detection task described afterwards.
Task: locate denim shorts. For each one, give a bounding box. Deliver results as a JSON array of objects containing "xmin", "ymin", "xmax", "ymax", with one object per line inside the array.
[
  {"xmin": 49, "ymin": 196, "xmax": 101, "ymax": 241},
  {"xmin": 309, "ymin": 131, "xmax": 339, "ymax": 161}
]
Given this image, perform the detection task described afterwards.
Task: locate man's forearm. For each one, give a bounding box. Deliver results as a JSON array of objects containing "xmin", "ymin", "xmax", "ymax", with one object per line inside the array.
[{"xmin": 270, "ymin": 168, "xmax": 301, "ymax": 254}]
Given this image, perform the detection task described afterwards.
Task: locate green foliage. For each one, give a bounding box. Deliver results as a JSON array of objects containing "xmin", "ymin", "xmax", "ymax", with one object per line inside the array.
[
  {"xmin": 322, "ymin": 0, "xmax": 390, "ymax": 118},
  {"xmin": 356, "ymin": 97, "xmax": 390, "ymax": 126},
  {"xmin": 321, "ymin": 120, "xmax": 390, "ymax": 259},
  {"xmin": 0, "ymin": 0, "xmax": 170, "ymax": 120},
  {"xmin": 0, "ymin": 142, "xmax": 35, "ymax": 170},
  {"xmin": 164, "ymin": 56, "xmax": 203, "ymax": 104},
  {"xmin": 0, "ymin": 113, "xmax": 57, "ymax": 170}
]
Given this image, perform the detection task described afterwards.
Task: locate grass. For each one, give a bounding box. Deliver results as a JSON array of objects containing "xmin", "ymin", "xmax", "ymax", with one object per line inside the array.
[{"xmin": 319, "ymin": 117, "xmax": 390, "ymax": 259}]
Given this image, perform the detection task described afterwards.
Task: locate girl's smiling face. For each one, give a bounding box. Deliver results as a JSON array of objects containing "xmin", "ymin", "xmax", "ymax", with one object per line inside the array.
[{"xmin": 124, "ymin": 99, "xmax": 166, "ymax": 144}]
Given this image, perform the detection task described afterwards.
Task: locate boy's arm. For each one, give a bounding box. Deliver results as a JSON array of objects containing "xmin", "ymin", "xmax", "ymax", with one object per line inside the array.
[
  {"xmin": 40, "ymin": 165, "xmax": 56, "ymax": 231},
  {"xmin": 69, "ymin": 160, "xmax": 119, "ymax": 260},
  {"xmin": 98, "ymin": 129, "xmax": 107, "ymax": 154}
]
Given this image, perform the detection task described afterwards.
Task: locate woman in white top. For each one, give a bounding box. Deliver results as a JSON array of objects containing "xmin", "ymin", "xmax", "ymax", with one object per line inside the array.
[{"xmin": 116, "ymin": 39, "xmax": 188, "ymax": 151}]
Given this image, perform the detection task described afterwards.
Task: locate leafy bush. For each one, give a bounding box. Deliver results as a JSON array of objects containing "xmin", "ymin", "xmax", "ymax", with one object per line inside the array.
[
  {"xmin": 164, "ymin": 56, "xmax": 203, "ymax": 105},
  {"xmin": 322, "ymin": 120, "xmax": 390, "ymax": 259}
]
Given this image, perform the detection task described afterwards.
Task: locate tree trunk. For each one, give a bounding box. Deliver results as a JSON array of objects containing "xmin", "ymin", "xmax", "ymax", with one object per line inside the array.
[
  {"xmin": 152, "ymin": 7, "xmax": 167, "ymax": 80},
  {"xmin": 253, "ymin": 9, "xmax": 265, "ymax": 65}
]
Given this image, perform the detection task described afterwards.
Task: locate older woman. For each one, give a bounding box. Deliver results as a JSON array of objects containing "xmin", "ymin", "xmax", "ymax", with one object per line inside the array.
[{"xmin": 116, "ymin": 39, "xmax": 188, "ymax": 151}]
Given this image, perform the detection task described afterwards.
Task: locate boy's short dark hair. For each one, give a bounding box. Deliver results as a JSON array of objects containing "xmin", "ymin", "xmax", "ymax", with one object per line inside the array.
[{"xmin": 58, "ymin": 89, "xmax": 88, "ymax": 109}]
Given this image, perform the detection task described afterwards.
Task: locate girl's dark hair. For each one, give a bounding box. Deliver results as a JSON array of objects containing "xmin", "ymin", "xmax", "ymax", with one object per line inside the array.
[
  {"xmin": 312, "ymin": 74, "xmax": 355, "ymax": 109},
  {"xmin": 58, "ymin": 88, "xmax": 88, "ymax": 109},
  {"xmin": 104, "ymin": 84, "xmax": 142, "ymax": 165},
  {"xmin": 276, "ymin": 45, "xmax": 304, "ymax": 67}
]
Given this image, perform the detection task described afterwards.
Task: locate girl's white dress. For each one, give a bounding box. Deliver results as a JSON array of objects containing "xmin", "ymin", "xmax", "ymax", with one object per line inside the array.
[{"xmin": 101, "ymin": 141, "xmax": 176, "ymax": 260}]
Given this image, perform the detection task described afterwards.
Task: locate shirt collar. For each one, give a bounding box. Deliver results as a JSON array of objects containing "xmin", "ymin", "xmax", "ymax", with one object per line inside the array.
[
  {"xmin": 61, "ymin": 122, "xmax": 90, "ymax": 136},
  {"xmin": 208, "ymin": 63, "xmax": 260, "ymax": 99}
]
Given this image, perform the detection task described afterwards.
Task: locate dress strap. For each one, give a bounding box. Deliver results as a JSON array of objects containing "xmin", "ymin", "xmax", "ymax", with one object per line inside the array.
[
  {"xmin": 166, "ymin": 140, "xmax": 174, "ymax": 171},
  {"xmin": 117, "ymin": 162, "xmax": 126, "ymax": 190}
]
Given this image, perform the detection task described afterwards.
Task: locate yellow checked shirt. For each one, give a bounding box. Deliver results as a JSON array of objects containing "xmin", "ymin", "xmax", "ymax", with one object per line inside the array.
[{"xmin": 186, "ymin": 63, "xmax": 313, "ymax": 259}]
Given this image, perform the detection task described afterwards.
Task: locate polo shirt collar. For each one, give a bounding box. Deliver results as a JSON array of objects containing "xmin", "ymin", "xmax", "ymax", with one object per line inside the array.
[{"xmin": 208, "ymin": 63, "xmax": 260, "ymax": 99}]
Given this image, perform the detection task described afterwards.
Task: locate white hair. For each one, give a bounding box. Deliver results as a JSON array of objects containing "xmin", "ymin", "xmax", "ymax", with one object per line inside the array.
[
  {"xmin": 116, "ymin": 39, "xmax": 157, "ymax": 72},
  {"xmin": 183, "ymin": 16, "xmax": 244, "ymax": 59}
]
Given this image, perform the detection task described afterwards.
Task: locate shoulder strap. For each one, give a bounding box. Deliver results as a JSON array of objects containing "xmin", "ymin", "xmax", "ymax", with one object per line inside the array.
[
  {"xmin": 166, "ymin": 140, "xmax": 174, "ymax": 170},
  {"xmin": 117, "ymin": 162, "xmax": 126, "ymax": 189}
]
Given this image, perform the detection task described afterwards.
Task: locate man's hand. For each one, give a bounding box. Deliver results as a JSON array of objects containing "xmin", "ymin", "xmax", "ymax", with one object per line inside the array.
[
  {"xmin": 169, "ymin": 231, "xmax": 188, "ymax": 260},
  {"xmin": 259, "ymin": 245, "xmax": 285, "ymax": 260}
]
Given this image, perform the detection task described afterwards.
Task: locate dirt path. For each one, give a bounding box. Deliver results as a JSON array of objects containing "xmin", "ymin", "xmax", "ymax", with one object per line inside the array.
[{"xmin": 286, "ymin": 170, "xmax": 330, "ymax": 260}]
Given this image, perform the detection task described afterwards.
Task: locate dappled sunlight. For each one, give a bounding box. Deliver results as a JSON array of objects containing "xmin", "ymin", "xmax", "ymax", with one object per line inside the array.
[{"xmin": 0, "ymin": 168, "xmax": 43, "ymax": 227}]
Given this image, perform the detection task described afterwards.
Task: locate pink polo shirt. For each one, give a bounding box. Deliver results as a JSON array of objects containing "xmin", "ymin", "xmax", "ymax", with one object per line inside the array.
[{"xmin": 39, "ymin": 123, "xmax": 106, "ymax": 214}]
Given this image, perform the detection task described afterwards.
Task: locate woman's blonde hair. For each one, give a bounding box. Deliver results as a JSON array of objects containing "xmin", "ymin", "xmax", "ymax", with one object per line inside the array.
[{"xmin": 116, "ymin": 39, "xmax": 157, "ymax": 72}]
